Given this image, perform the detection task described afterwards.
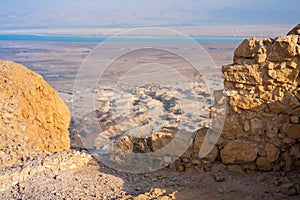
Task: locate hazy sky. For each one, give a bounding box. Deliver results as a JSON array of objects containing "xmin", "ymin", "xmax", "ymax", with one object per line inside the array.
[{"xmin": 0, "ymin": 0, "xmax": 299, "ymax": 28}]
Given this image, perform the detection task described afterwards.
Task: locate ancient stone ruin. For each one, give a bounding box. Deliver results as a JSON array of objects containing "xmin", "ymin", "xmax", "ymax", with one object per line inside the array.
[
  {"xmin": 0, "ymin": 60, "xmax": 71, "ymax": 168},
  {"xmin": 164, "ymin": 24, "xmax": 300, "ymax": 173},
  {"xmin": 205, "ymin": 24, "xmax": 300, "ymax": 172}
]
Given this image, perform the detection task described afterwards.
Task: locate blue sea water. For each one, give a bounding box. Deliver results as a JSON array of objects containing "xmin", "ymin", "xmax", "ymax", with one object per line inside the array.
[{"xmin": 0, "ymin": 34, "xmax": 244, "ymax": 43}]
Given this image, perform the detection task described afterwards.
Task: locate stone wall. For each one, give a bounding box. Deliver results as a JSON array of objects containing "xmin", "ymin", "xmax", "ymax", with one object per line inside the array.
[
  {"xmin": 206, "ymin": 24, "xmax": 300, "ymax": 172},
  {"xmin": 165, "ymin": 24, "xmax": 300, "ymax": 173}
]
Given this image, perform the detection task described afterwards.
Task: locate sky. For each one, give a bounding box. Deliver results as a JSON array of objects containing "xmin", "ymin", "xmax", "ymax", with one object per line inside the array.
[{"xmin": 0, "ymin": 0, "xmax": 299, "ymax": 29}]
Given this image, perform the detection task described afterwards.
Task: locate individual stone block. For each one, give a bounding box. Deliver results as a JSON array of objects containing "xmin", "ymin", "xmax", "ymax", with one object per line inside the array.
[
  {"xmin": 266, "ymin": 143, "xmax": 280, "ymax": 163},
  {"xmin": 268, "ymin": 35, "xmax": 298, "ymax": 61},
  {"xmin": 222, "ymin": 64, "xmax": 262, "ymax": 85},
  {"xmin": 256, "ymin": 157, "xmax": 272, "ymax": 171},
  {"xmin": 220, "ymin": 140, "xmax": 258, "ymax": 164},
  {"xmin": 286, "ymin": 124, "xmax": 300, "ymax": 139}
]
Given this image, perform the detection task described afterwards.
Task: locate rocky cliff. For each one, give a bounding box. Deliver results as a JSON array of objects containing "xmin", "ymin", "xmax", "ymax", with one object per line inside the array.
[{"xmin": 0, "ymin": 60, "xmax": 71, "ymax": 168}]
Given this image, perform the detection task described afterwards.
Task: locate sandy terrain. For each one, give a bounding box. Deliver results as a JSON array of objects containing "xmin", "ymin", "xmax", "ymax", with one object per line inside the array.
[{"xmin": 0, "ymin": 40, "xmax": 237, "ymax": 90}]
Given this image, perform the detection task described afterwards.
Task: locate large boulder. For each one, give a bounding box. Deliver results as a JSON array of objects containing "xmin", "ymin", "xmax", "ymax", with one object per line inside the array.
[{"xmin": 0, "ymin": 60, "xmax": 70, "ymax": 168}]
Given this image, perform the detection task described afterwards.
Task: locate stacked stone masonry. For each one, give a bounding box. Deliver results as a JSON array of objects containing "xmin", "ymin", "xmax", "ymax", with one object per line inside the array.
[{"xmin": 206, "ymin": 24, "xmax": 300, "ymax": 172}]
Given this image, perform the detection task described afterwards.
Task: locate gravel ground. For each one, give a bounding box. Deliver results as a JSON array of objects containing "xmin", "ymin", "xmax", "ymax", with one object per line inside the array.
[{"xmin": 1, "ymin": 150, "xmax": 299, "ymax": 200}]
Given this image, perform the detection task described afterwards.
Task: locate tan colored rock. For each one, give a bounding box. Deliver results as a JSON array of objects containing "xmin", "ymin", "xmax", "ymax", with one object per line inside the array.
[
  {"xmin": 214, "ymin": 173, "xmax": 225, "ymax": 182},
  {"xmin": 193, "ymin": 129, "xmax": 209, "ymax": 155},
  {"xmin": 256, "ymin": 157, "xmax": 272, "ymax": 171},
  {"xmin": 0, "ymin": 60, "xmax": 70, "ymax": 168},
  {"xmin": 222, "ymin": 64, "xmax": 262, "ymax": 85},
  {"xmin": 150, "ymin": 188, "xmax": 166, "ymax": 197},
  {"xmin": 242, "ymin": 163, "xmax": 257, "ymax": 171},
  {"xmin": 287, "ymin": 57, "xmax": 299, "ymax": 68},
  {"xmin": 116, "ymin": 136, "xmax": 133, "ymax": 152},
  {"xmin": 230, "ymin": 94, "xmax": 263, "ymax": 110},
  {"xmin": 234, "ymin": 38, "xmax": 271, "ymax": 64},
  {"xmin": 213, "ymin": 90, "xmax": 226, "ymax": 105},
  {"xmin": 202, "ymin": 145, "xmax": 219, "ymax": 163},
  {"xmin": 266, "ymin": 143, "xmax": 280, "ymax": 163},
  {"xmin": 290, "ymin": 144, "xmax": 300, "ymax": 159},
  {"xmin": 287, "ymin": 23, "xmax": 300, "ymax": 36},
  {"xmin": 290, "ymin": 115, "xmax": 299, "ymax": 124},
  {"xmin": 286, "ymin": 124, "xmax": 300, "ymax": 139},
  {"xmin": 227, "ymin": 165, "xmax": 245, "ymax": 174},
  {"xmin": 283, "ymin": 93, "xmax": 300, "ymax": 114},
  {"xmin": 220, "ymin": 140, "xmax": 258, "ymax": 164},
  {"xmin": 268, "ymin": 69, "xmax": 277, "ymax": 79},
  {"xmin": 221, "ymin": 115, "xmax": 243, "ymax": 135},
  {"xmin": 131, "ymin": 137, "xmax": 151, "ymax": 153},
  {"xmin": 151, "ymin": 132, "xmax": 173, "ymax": 151},
  {"xmin": 266, "ymin": 120, "xmax": 279, "ymax": 137},
  {"xmin": 268, "ymin": 101, "xmax": 283, "ymax": 114},
  {"xmin": 245, "ymin": 111, "xmax": 256, "ymax": 119},
  {"xmin": 271, "ymin": 65, "xmax": 299, "ymax": 84},
  {"xmin": 250, "ymin": 118, "xmax": 264, "ymax": 135},
  {"xmin": 255, "ymin": 52, "xmax": 267, "ymax": 63},
  {"xmin": 193, "ymin": 128, "xmax": 219, "ymax": 162},
  {"xmin": 243, "ymin": 120, "xmax": 250, "ymax": 132},
  {"xmin": 268, "ymin": 35, "xmax": 298, "ymax": 61},
  {"xmin": 281, "ymin": 152, "xmax": 293, "ymax": 171},
  {"xmin": 211, "ymin": 163, "xmax": 226, "ymax": 173},
  {"xmin": 176, "ymin": 164, "xmax": 185, "ymax": 172},
  {"xmin": 234, "ymin": 38, "xmax": 257, "ymax": 58},
  {"xmin": 268, "ymin": 93, "xmax": 300, "ymax": 115}
]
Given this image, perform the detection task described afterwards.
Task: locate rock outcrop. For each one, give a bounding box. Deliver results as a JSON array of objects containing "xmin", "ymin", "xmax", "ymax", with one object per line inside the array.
[
  {"xmin": 210, "ymin": 24, "xmax": 300, "ymax": 172},
  {"xmin": 0, "ymin": 60, "xmax": 70, "ymax": 168}
]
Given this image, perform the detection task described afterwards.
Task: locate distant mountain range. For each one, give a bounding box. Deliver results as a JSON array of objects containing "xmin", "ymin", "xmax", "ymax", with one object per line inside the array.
[
  {"xmin": 0, "ymin": 0, "xmax": 299, "ymax": 29},
  {"xmin": 0, "ymin": 12, "xmax": 25, "ymax": 28},
  {"xmin": 0, "ymin": 6, "xmax": 216, "ymax": 29}
]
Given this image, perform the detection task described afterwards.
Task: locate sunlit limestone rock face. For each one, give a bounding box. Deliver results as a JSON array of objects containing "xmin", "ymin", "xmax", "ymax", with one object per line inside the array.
[
  {"xmin": 0, "ymin": 60, "xmax": 70, "ymax": 168},
  {"xmin": 212, "ymin": 24, "xmax": 300, "ymax": 172}
]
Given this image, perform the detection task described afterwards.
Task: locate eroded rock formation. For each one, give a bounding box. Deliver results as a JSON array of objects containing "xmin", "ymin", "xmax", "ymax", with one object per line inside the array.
[{"xmin": 0, "ymin": 60, "xmax": 70, "ymax": 168}]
